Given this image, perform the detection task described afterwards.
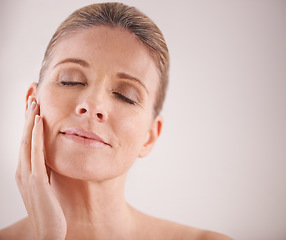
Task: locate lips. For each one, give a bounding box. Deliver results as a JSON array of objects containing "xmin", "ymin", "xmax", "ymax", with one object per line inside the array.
[{"xmin": 60, "ymin": 128, "xmax": 110, "ymax": 148}]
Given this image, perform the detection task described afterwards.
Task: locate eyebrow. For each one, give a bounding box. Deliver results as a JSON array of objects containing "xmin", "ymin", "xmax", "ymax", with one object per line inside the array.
[
  {"xmin": 53, "ymin": 58, "xmax": 90, "ymax": 68},
  {"xmin": 117, "ymin": 72, "xmax": 149, "ymax": 95}
]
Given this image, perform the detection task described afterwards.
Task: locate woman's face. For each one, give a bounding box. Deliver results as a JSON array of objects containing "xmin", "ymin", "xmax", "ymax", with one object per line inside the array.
[{"xmin": 30, "ymin": 26, "xmax": 162, "ymax": 181}]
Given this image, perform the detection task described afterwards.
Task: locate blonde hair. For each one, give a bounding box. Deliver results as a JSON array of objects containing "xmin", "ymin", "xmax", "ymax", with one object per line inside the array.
[{"xmin": 39, "ymin": 2, "xmax": 169, "ymax": 116}]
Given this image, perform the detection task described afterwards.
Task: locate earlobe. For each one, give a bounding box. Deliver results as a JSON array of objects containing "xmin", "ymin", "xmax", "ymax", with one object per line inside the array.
[
  {"xmin": 138, "ymin": 115, "xmax": 163, "ymax": 158},
  {"xmin": 25, "ymin": 82, "xmax": 38, "ymax": 117}
]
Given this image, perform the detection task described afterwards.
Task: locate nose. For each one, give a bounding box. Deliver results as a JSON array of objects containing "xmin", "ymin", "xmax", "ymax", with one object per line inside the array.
[{"xmin": 75, "ymin": 87, "xmax": 108, "ymax": 122}]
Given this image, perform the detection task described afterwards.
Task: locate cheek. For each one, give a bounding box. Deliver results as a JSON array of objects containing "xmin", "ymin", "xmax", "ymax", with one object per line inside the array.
[
  {"xmin": 38, "ymin": 87, "xmax": 73, "ymax": 143},
  {"xmin": 112, "ymin": 110, "xmax": 150, "ymax": 156},
  {"xmin": 38, "ymin": 86, "xmax": 72, "ymax": 120}
]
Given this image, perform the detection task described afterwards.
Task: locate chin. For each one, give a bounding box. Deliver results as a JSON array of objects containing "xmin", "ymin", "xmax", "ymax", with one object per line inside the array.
[{"xmin": 45, "ymin": 147, "xmax": 135, "ymax": 182}]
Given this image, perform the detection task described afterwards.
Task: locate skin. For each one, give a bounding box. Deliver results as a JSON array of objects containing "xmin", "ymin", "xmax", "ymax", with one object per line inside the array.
[{"xmin": 0, "ymin": 26, "xmax": 233, "ymax": 240}]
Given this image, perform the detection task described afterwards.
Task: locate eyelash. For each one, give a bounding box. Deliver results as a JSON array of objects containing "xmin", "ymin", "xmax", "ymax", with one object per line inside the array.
[
  {"xmin": 60, "ymin": 81, "xmax": 86, "ymax": 86},
  {"xmin": 112, "ymin": 92, "xmax": 136, "ymax": 105},
  {"xmin": 60, "ymin": 81, "xmax": 136, "ymax": 105}
]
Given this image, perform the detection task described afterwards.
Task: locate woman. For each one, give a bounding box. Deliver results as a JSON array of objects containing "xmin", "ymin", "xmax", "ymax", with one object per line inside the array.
[{"xmin": 0, "ymin": 3, "xmax": 232, "ymax": 239}]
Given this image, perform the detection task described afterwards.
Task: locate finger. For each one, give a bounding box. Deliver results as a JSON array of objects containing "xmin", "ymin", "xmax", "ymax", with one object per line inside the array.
[
  {"xmin": 25, "ymin": 95, "xmax": 33, "ymax": 119},
  {"xmin": 18, "ymin": 100, "xmax": 38, "ymax": 171},
  {"xmin": 18, "ymin": 98, "xmax": 40, "ymax": 173},
  {"xmin": 31, "ymin": 115, "xmax": 49, "ymax": 182}
]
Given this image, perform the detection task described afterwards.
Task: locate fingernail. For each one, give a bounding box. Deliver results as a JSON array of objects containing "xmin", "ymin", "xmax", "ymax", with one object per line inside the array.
[
  {"xmin": 34, "ymin": 115, "xmax": 40, "ymax": 125},
  {"xmin": 30, "ymin": 101, "xmax": 36, "ymax": 112}
]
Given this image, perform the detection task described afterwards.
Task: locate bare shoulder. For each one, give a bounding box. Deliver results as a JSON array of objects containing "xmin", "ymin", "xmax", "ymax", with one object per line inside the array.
[
  {"xmin": 0, "ymin": 217, "xmax": 34, "ymax": 240},
  {"xmin": 155, "ymin": 219, "xmax": 233, "ymax": 240},
  {"xmin": 197, "ymin": 230, "xmax": 233, "ymax": 240},
  {"xmin": 165, "ymin": 223, "xmax": 233, "ymax": 240},
  {"xmin": 131, "ymin": 208, "xmax": 233, "ymax": 240}
]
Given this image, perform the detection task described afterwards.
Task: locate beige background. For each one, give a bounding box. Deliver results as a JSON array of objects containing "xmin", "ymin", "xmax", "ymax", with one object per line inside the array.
[{"xmin": 0, "ymin": 0, "xmax": 286, "ymax": 239}]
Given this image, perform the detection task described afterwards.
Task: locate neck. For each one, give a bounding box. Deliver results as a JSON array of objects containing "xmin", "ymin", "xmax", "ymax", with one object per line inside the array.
[{"xmin": 50, "ymin": 171, "xmax": 137, "ymax": 239}]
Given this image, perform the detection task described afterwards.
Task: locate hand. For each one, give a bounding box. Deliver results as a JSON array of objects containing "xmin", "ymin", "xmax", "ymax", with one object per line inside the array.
[{"xmin": 15, "ymin": 97, "xmax": 67, "ymax": 240}]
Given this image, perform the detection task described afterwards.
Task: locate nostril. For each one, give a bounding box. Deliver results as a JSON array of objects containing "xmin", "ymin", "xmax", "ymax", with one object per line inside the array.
[
  {"xmin": 97, "ymin": 113, "xmax": 103, "ymax": 119},
  {"xmin": 77, "ymin": 107, "xmax": 104, "ymax": 120},
  {"xmin": 80, "ymin": 108, "xmax": 87, "ymax": 114}
]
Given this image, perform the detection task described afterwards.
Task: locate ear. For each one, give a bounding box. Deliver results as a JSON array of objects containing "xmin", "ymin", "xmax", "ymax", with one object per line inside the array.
[
  {"xmin": 25, "ymin": 82, "xmax": 38, "ymax": 118},
  {"xmin": 138, "ymin": 115, "xmax": 163, "ymax": 158}
]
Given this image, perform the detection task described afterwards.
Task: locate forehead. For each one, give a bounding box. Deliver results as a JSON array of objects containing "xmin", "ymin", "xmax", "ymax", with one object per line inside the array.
[{"xmin": 47, "ymin": 26, "xmax": 160, "ymax": 94}]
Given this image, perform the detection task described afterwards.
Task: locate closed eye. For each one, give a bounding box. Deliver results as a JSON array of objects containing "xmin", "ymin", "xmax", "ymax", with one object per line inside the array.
[
  {"xmin": 112, "ymin": 92, "xmax": 136, "ymax": 105},
  {"xmin": 60, "ymin": 81, "xmax": 86, "ymax": 86}
]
